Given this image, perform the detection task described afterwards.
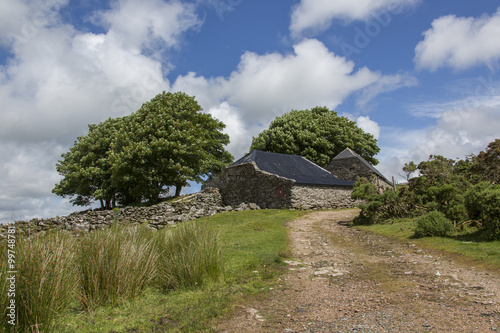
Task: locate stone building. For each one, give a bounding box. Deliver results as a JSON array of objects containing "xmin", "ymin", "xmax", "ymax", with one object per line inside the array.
[
  {"xmin": 327, "ymin": 148, "xmax": 393, "ymax": 190},
  {"xmin": 203, "ymin": 150, "xmax": 357, "ymax": 210}
]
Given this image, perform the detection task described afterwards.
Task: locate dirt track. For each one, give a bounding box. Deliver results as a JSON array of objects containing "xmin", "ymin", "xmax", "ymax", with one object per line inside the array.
[{"xmin": 217, "ymin": 209, "xmax": 500, "ymax": 332}]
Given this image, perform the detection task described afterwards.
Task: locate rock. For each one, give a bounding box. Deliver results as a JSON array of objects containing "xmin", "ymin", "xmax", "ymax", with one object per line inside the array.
[
  {"xmin": 72, "ymin": 222, "xmax": 90, "ymax": 232},
  {"xmin": 248, "ymin": 203, "xmax": 261, "ymax": 210}
]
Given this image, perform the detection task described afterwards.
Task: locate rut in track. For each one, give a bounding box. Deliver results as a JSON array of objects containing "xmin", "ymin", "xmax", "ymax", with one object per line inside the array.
[{"xmin": 217, "ymin": 209, "xmax": 500, "ymax": 333}]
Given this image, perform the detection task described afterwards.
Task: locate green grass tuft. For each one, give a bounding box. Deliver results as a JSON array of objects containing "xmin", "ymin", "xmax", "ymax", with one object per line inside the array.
[
  {"xmin": 156, "ymin": 221, "xmax": 224, "ymax": 291},
  {"xmin": 77, "ymin": 224, "xmax": 159, "ymax": 310},
  {"xmin": 0, "ymin": 231, "xmax": 78, "ymax": 333}
]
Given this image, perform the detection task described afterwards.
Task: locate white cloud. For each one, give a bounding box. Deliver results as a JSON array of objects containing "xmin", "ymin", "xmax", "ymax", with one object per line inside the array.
[
  {"xmin": 356, "ymin": 116, "xmax": 380, "ymax": 140},
  {"xmin": 0, "ymin": 0, "xmax": 29, "ymax": 43},
  {"xmin": 290, "ymin": 0, "xmax": 419, "ymax": 37},
  {"xmin": 207, "ymin": 102, "xmax": 261, "ymax": 157},
  {"xmin": 0, "ymin": 0, "xmax": 201, "ymax": 144},
  {"xmin": 0, "ymin": 141, "xmax": 77, "ymax": 223},
  {"xmin": 0, "ymin": 0, "xmax": 69, "ymax": 46},
  {"xmin": 356, "ymin": 72, "xmax": 418, "ymax": 108},
  {"xmin": 97, "ymin": 0, "xmax": 201, "ymax": 54},
  {"xmin": 415, "ymin": 8, "xmax": 500, "ymax": 71}
]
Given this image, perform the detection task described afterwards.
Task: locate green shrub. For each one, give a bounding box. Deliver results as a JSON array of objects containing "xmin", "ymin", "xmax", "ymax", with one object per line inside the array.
[
  {"xmin": 464, "ymin": 183, "xmax": 500, "ymax": 240},
  {"xmin": 478, "ymin": 187, "xmax": 500, "ymax": 240},
  {"xmin": 77, "ymin": 225, "xmax": 159, "ymax": 310},
  {"xmin": 0, "ymin": 231, "xmax": 78, "ymax": 332},
  {"xmin": 156, "ymin": 222, "xmax": 224, "ymax": 291},
  {"xmin": 465, "ymin": 182, "xmax": 493, "ymax": 220},
  {"xmin": 424, "ymin": 183, "xmax": 468, "ymax": 222},
  {"xmin": 414, "ymin": 211, "xmax": 454, "ymax": 238},
  {"xmin": 352, "ymin": 211, "xmax": 376, "ymax": 225}
]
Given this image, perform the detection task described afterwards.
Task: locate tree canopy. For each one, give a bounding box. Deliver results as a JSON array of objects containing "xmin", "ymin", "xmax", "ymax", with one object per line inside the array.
[
  {"xmin": 53, "ymin": 117, "xmax": 123, "ymax": 208},
  {"xmin": 250, "ymin": 106, "xmax": 380, "ymax": 168},
  {"xmin": 53, "ymin": 92, "xmax": 233, "ymax": 208}
]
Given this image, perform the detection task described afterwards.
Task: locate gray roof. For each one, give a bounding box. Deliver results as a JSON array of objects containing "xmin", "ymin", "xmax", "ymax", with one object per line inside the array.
[
  {"xmin": 232, "ymin": 150, "xmax": 353, "ymax": 187},
  {"xmin": 332, "ymin": 148, "xmax": 392, "ymax": 184}
]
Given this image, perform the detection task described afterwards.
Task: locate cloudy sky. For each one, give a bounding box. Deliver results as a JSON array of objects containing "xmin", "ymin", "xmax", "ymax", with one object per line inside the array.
[{"xmin": 1, "ymin": 0, "xmax": 500, "ymax": 222}]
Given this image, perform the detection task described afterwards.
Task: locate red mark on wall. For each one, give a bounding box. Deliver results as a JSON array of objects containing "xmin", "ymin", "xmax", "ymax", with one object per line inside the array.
[{"xmin": 278, "ymin": 186, "xmax": 283, "ymax": 199}]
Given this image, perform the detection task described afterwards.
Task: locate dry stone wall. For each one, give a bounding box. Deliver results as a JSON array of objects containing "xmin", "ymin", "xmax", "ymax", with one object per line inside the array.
[
  {"xmin": 290, "ymin": 185, "xmax": 358, "ymax": 210},
  {"xmin": 203, "ymin": 162, "xmax": 295, "ymax": 209},
  {"xmin": 0, "ymin": 188, "xmax": 260, "ymax": 237}
]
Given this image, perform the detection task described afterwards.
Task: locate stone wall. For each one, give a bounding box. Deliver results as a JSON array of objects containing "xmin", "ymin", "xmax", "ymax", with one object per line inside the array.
[
  {"xmin": 204, "ymin": 162, "xmax": 358, "ymax": 210},
  {"xmin": 290, "ymin": 185, "xmax": 358, "ymax": 210},
  {"xmin": 327, "ymin": 158, "xmax": 392, "ymax": 191},
  {"xmin": 204, "ymin": 162, "xmax": 294, "ymax": 209},
  {"xmin": 0, "ymin": 188, "xmax": 260, "ymax": 237}
]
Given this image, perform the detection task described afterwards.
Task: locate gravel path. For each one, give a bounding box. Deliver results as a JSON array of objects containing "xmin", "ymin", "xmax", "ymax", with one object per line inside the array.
[{"xmin": 217, "ymin": 209, "xmax": 500, "ymax": 332}]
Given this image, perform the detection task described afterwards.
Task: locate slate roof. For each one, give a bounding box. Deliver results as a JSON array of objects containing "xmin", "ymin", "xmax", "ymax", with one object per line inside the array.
[
  {"xmin": 332, "ymin": 148, "xmax": 392, "ymax": 185},
  {"xmin": 231, "ymin": 150, "xmax": 353, "ymax": 187}
]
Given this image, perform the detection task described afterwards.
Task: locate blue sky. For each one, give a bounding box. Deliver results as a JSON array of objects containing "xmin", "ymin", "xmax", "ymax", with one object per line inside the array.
[{"xmin": 1, "ymin": 0, "xmax": 500, "ymax": 222}]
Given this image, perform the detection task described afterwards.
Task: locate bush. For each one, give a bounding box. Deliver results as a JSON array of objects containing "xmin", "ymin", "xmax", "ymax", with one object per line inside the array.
[
  {"xmin": 478, "ymin": 187, "xmax": 500, "ymax": 240},
  {"xmin": 77, "ymin": 225, "xmax": 159, "ymax": 310},
  {"xmin": 464, "ymin": 183, "xmax": 500, "ymax": 240},
  {"xmin": 352, "ymin": 210, "xmax": 376, "ymax": 225},
  {"xmin": 156, "ymin": 222, "xmax": 224, "ymax": 291},
  {"xmin": 0, "ymin": 232, "xmax": 78, "ymax": 332},
  {"xmin": 465, "ymin": 182, "xmax": 493, "ymax": 220},
  {"xmin": 414, "ymin": 211, "xmax": 454, "ymax": 238}
]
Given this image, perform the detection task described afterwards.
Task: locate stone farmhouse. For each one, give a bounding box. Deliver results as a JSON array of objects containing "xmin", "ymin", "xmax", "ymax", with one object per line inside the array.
[
  {"xmin": 327, "ymin": 148, "xmax": 393, "ymax": 191},
  {"xmin": 204, "ymin": 149, "xmax": 391, "ymax": 210}
]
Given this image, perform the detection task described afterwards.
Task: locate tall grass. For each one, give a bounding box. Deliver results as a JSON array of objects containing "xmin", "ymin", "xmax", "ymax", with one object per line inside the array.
[
  {"xmin": 77, "ymin": 224, "xmax": 159, "ymax": 310},
  {"xmin": 0, "ymin": 231, "xmax": 78, "ymax": 333},
  {"xmin": 0, "ymin": 221, "xmax": 226, "ymax": 332},
  {"xmin": 156, "ymin": 222, "xmax": 224, "ymax": 291}
]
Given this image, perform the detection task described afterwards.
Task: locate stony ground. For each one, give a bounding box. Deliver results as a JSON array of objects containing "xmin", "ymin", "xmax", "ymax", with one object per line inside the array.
[{"xmin": 217, "ymin": 209, "xmax": 500, "ymax": 332}]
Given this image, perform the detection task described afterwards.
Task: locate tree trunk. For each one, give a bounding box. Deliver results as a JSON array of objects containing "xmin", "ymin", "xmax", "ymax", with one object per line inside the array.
[{"xmin": 175, "ymin": 185, "xmax": 182, "ymax": 197}]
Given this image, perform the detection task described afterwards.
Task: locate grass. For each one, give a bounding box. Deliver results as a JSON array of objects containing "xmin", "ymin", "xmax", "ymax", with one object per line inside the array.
[
  {"xmin": 156, "ymin": 221, "xmax": 224, "ymax": 291},
  {"xmin": 1, "ymin": 209, "xmax": 306, "ymax": 332},
  {"xmin": 77, "ymin": 224, "xmax": 159, "ymax": 310},
  {"xmin": 0, "ymin": 231, "xmax": 79, "ymax": 332},
  {"xmin": 357, "ymin": 218, "xmax": 500, "ymax": 271}
]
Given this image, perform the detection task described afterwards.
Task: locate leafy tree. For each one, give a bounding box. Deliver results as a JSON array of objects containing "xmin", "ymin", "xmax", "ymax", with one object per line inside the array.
[
  {"xmin": 415, "ymin": 155, "xmax": 455, "ymax": 187},
  {"xmin": 250, "ymin": 106, "xmax": 380, "ymax": 167},
  {"xmin": 465, "ymin": 182, "xmax": 500, "ymax": 240},
  {"xmin": 471, "ymin": 139, "xmax": 500, "ymax": 184},
  {"xmin": 402, "ymin": 161, "xmax": 417, "ymax": 181},
  {"xmin": 53, "ymin": 117, "xmax": 124, "ymax": 209},
  {"xmin": 54, "ymin": 91, "xmax": 232, "ymax": 207},
  {"xmin": 477, "ymin": 186, "xmax": 500, "ymax": 239},
  {"xmin": 109, "ymin": 91, "xmax": 233, "ymax": 203}
]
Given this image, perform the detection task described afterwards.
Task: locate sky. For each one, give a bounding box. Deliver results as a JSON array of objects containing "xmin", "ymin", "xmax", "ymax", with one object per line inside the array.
[{"xmin": 1, "ymin": 0, "xmax": 500, "ymax": 222}]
